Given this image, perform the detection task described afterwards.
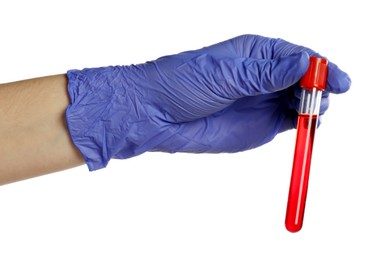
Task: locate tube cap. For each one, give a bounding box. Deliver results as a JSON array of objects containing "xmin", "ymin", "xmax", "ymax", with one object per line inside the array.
[{"xmin": 300, "ymin": 57, "xmax": 328, "ymax": 91}]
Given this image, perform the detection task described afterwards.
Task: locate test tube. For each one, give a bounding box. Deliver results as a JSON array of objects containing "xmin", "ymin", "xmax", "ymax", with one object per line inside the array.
[{"xmin": 285, "ymin": 57, "xmax": 328, "ymax": 233}]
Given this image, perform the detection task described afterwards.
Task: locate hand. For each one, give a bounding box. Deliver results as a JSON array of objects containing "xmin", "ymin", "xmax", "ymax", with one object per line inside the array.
[{"xmin": 66, "ymin": 34, "xmax": 351, "ymax": 170}]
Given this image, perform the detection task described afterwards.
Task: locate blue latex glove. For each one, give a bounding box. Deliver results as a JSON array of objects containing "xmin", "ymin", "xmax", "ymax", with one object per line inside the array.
[{"xmin": 66, "ymin": 34, "xmax": 351, "ymax": 170}]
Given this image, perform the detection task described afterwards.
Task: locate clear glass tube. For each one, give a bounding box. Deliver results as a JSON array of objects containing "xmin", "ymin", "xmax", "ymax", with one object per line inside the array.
[{"xmin": 285, "ymin": 88, "xmax": 322, "ymax": 233}]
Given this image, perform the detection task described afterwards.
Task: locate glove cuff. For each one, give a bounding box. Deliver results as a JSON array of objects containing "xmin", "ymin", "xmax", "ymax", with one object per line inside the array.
[{"xmin": 65, "ymin": 66, "xmax": 174, "ymax": 171}]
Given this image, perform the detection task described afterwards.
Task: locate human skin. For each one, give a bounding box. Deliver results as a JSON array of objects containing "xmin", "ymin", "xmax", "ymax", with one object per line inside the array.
[{"xmin": 0, "ymin": 75, "xmax": 84, "ymax": 185}]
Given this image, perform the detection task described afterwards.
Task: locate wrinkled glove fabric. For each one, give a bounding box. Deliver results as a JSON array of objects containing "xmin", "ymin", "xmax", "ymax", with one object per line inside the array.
[{"xmin": 65, "ymin": 35, "xmax": 351, "ymax": 171}]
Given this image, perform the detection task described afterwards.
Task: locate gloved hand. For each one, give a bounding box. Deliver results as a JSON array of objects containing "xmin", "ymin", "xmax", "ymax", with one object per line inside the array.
[{"xmin": 66, "ymin": 34, "xmax": 351, "ymax": 170}]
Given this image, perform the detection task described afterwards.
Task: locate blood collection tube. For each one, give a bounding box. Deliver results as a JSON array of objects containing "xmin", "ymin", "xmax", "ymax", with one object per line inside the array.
[{"xmin": 285, "ymin": 57, "xmax": 328, "ymax": 233}]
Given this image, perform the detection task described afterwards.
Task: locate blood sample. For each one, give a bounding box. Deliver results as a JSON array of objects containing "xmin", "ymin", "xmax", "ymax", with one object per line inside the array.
[{"xmin": 285, "ymin": 57, "xmax": 328, "ymax": 233}]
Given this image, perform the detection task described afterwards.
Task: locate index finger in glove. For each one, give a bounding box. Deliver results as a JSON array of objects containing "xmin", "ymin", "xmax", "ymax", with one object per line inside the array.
[
  {"xmin": 224, "ymin": 35, "xmax": 351, "ymax": 94},
  {"xmin": 272, "ymin": 37, "xmax": 351, "ymax": 94}
]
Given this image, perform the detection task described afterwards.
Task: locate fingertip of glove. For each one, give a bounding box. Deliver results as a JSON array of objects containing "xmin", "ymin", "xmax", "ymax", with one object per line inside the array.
[{"xmin": 327, "ymin": 62, "xmax": 352, "ymax": 94}]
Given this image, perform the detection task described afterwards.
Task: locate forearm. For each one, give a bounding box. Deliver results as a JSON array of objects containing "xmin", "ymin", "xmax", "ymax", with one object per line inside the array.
[{"xmin": 0, "ymin": 74, "xmax": 84, "ymax": 185}]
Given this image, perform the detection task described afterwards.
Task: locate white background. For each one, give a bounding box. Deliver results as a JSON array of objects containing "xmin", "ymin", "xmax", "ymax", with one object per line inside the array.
[{"xmin": 1, "ymin": 0, "xmax": 381, "ymax": 259}]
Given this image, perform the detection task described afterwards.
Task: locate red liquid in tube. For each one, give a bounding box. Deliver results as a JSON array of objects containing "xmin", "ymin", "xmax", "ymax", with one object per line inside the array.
[
  {"xmin": 285, "ymin": 114, "xmax": 317, "ymax": 232},
  {"xmin": 285, "ymin": 57, "xmax": 328, "ymax": 233}
]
